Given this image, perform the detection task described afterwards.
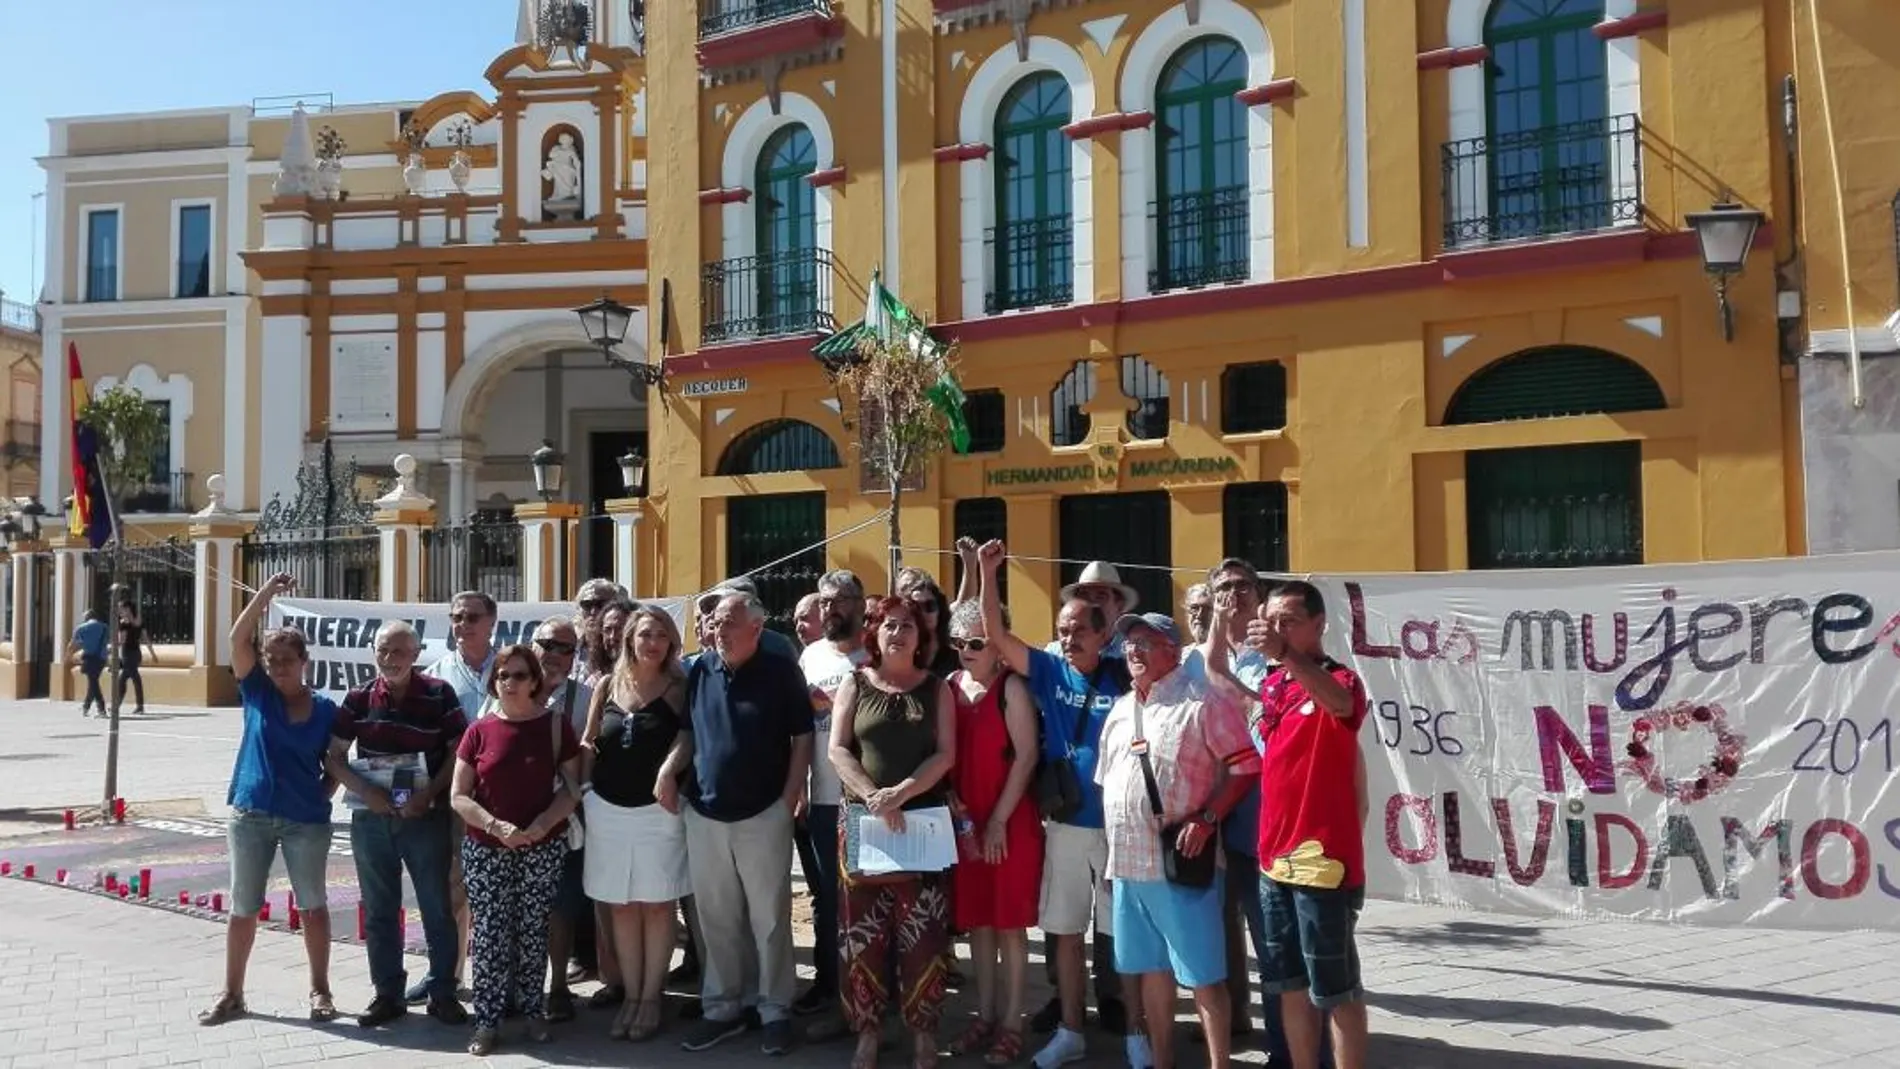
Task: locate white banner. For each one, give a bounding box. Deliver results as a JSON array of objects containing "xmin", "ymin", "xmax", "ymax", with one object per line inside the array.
[
  {"xmin": 267, "ymin": 596, "xmax": 688, "ymax": 702},
  {"xmin": 1316, "ymin": 551, "xmax": 1900, "ymax": 930}
]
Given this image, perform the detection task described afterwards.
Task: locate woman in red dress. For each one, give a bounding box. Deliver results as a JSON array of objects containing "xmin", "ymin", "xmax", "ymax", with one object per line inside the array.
[{"xmin": 944, "ymin": 599, "xmax": 1045, "ymax": 1065}]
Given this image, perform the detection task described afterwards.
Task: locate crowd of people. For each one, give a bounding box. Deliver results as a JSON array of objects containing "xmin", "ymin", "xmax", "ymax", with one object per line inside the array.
[{"xmin": 196, "ymin": 541, "xmax": 1372, "ymax": 1069}]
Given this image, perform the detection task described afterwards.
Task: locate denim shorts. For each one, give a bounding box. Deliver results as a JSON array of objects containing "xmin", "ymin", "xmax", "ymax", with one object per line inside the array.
[
  {"xmin": 228, "ymin": 808, "xmax": 333, "ymax": 918},
  {"xmin": 1259, "ymin": 876, "xmax": 1365, "ymax": 1008}
]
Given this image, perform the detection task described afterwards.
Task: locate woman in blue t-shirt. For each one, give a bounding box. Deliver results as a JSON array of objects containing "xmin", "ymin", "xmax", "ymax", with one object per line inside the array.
[{"xmin": 198, "ymin": 572, "xmax": 342, "ymax": 1027}]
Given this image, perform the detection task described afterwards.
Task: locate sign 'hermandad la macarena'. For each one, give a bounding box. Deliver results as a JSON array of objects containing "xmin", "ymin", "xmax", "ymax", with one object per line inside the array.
[{"xmin": 1315, "ymin": 551, "xmax": 1900, "ymax": 931}]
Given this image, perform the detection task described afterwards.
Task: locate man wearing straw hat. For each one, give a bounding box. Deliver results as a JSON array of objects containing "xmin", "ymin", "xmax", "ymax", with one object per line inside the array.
[{"xmin": 1045, "ymin": 561, "xmax": 1139, "ymax": 663}]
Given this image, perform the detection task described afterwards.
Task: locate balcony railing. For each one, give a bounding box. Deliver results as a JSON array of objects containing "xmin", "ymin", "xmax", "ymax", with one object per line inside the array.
[
  {"xmin": 700, "ymin": 0, "xmax": 831, "ymax": 37},
  {"xmin": 702, "ymin": 248, "xmax": 836, "ymax": 344},
  {"xmin": 1442, "ymin": 114, "xmax": 1642, "ymax": 249},
  {"xmin": 122, "ymin": 471, "xmax": 193, "ymax": 515},
  {"xmin": 85, "ymin": 265, "xmax": 118, "ymax": 302},
  {"xmin": 0, "ymin": 298, "xmax": 37, "ymax": 334},
  {"xmin": 1149, "ymin": 187, "xmax": 1249, "ymax": 293},
  {"xmin": 986, "ymin": 214, "xmax": 1074, "ymax": 314},
  {"xmin": 3, "ymin": 420, "xmax": 40, "ymax": 463}
]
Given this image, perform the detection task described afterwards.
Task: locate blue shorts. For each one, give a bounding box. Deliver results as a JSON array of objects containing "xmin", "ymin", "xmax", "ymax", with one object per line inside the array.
[
  {"xmin": 1111, "ymin": 877, "xmax": 1226, "ymax": 988},
  {"xmin": 1259, "ymin": 876, "xmax": 1364, "ymax": 1008},
  {"xmin": 228, "ymin": 808, "xmax": 333, "ymax": 917}
]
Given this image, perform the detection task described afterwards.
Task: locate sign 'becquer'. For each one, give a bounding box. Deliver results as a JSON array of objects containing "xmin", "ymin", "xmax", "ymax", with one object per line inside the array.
[{"xmin": 1311, "ymin": 553, "xmax": 1900, "ymax": 931}]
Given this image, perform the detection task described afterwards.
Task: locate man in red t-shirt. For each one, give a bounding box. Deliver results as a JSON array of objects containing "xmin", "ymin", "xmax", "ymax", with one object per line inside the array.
[{"xmin": 1247, "ymin": 580, "xmax": 1368, "ymax": 1069}]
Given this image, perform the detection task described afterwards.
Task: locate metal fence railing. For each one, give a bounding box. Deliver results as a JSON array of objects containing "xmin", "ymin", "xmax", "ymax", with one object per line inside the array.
[
  {"xmin": 1149, "ymin": 186, "xmax": 1249, "ymax": 292},
  {"xmin": 87, "ymin": 542, "xmax": 196, "ymax": 645},
  {"xmin": 986, "ymin": 213, "xmax": 1073, "ymax": 313},
  {"xmin": 700, "ymin": 0, "xmax": 831, "ymax": 37},
  {"xmin": 1442, "ymin": 114, "xmax": 1643, "ymax": 249},
  {"xmin": 420, "ymin": 516, "xmax": 524, "ymax": 604},
  {"xmin": 240, "ymin": 525, "xmax": 380, "ymax": 602},
  {"xmin": 702, "ymin": 247, "xmax": 837, "ymax": 344},
  {"xmin": 0, "ymin": 298, "xmax": 37, "ymax": 334}
]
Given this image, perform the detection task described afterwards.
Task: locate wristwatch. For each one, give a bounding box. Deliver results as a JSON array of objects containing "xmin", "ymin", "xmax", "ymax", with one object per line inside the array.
[{"xmin": 1196, "ymin": 808, "xmax": 1219, "ymax": 827}]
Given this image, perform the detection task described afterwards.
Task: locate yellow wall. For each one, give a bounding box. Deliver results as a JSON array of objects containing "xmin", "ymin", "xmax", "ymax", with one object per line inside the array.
[{"xmin": 640, "ymin": 0, "xmax": 1807, "ymax": 631}]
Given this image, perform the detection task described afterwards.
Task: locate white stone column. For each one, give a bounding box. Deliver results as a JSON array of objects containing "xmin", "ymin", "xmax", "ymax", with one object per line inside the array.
[
  {"xmin": 607, "ymin": 499, "xmax": 643, "ymax": 597},
  {"xmin": 514, "ymin": 502, "xmax": 581, "ymax": 603},
  {"xmin": 49, "ymin": 538, "xmax": 87, "ymax": 701},
  {"xmin": 443, "ymin": 456, "xmax": 468, "ymax": 523},
  {"xmin": 189, "ymin": 475, "xmax": 244, "ymax": 670},
  {"xmin": 372, "ymin": 455, "xmax": 436, "ymax": 603}
]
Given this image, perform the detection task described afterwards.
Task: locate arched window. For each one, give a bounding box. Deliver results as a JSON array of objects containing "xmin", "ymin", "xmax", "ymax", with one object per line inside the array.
[
  {"xmin": 716, "ymin": 419, "xmax": 842, "ymax": 475},
  {"xmin": 755, "ymin": 124, "xmax": 819, "ymax": 335},
  {"xmin": 1152, "ymin": 37, "xmax": 1248, "ymax": 292},
  {"xmin": 1051, "ymin": 361, "xmax": 1095, "ymax": 447},
  {"xmin": 1472, "ymin": 0, "xmax": 1624, "ymax": 243},
  {"xmin": 991, "ymin": 72, "xmax": 1073, "ymax": 313},
  {"xmin": 1449, "ymin": 346, "xmax": 1659, "ymax": 570}
]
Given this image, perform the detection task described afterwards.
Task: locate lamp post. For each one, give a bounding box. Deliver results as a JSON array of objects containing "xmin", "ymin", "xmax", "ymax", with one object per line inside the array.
[
  {"xmin": 576, "ymin": 292, "xmax": 664, "ymax": 392},
  {"xmin": 529, "ymin": 439, "xmax": 568, "ymax": 599},
  {"xmin": 1685, "ymin": 200, "xmax": 1765, "ymax": 343},
  {"xmin": 616, "ymin": 448, "xmax": 647, "ymax": 498}
]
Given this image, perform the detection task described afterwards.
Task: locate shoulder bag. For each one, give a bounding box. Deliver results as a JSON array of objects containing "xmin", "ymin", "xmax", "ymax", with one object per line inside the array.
[
  {"xmin": 550, "ymin": 683, "xmax": 584, "ymax": 851},
  {"xmin": 1133, "ymin": 700, "xmax": 1217, "ymax": 888},
  {"xmin": 1035, "ymin": 663, "xmax": 1105, "ymax": 823}
]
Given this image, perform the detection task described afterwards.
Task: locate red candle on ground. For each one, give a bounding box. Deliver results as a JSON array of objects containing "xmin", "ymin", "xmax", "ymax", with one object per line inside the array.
[
  {"xmin": 259, "ymin": 901, "xmax": 271, "ymax": 922},
  {"xmin": 138, "ymin": 869, "xmax": 151, "ymax": 898},
  {"xmin": 21, "ymin": 865, "xmax": 34, "ymax": 879},
  {"xmin": 178, "ymin": 891, "xmax": 190, "ymax": 905},
  {"xmin": 211, "ymin": 892, "xmax": 224, "ymax": 913},
  {"xmin": 1, "ymin": 862, "xmax": 11, "ymax": 876},
  {"xmin": 62, "ymin": 810, "xmax": 75, "ymax": 830},
  {"xmin": 55, "ymin": 869, "xmax": 67, "ymax": 884},
  {"xmin": 289, "ymin": 906, "xmax": 302, "ymax": 932},
  {"xmin": 356, "ymin": 902, "xmax": 367, "ymax": 941}
]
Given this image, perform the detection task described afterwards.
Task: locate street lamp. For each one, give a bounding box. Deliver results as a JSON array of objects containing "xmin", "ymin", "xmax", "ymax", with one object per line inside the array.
[
  {"xmin": 617, "ymin": 448, "xmax": 647, "ymax": 498},
  {"xmin": 1685, "ymin": 199, "xmax": 1765, "ymax": 342},
  {"xmin": 576, "ymin": 292, "xmax": 665, "ymax": 390},
  {"xmin": 21, "ymin": 497, "xmax": 47, "ymax": 540},
  {"xmin": 529, "ymin": 439, "xmax": 565, "ymax": 503}
]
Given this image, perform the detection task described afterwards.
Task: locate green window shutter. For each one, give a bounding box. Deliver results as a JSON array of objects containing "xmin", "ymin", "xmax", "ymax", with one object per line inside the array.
[{"xmin": 1445, "ymin": 347, "xmax": 1664, "ymax": 425}]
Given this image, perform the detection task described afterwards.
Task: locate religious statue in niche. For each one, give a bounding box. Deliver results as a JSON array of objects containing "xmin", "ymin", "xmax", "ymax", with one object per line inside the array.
[{"xmin": 541, "ymin": 129, "xmax": 584, "ymax": 221}]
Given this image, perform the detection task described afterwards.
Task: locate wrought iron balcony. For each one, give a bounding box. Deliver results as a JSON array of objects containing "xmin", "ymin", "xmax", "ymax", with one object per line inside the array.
[
  {"xmin": 700, "ymin": 0, "xmax": 832, "ymax": 38},
  {"xmin": 1442, "ymin": 114, "xmax": 1643, "ymax": 249},
  {"xmin": 702, "ymin": 248, "xmax": 837, "ymax": 344},
  {"xmin": 2, "ymin": 420, "xmax": 40, "ymax": 464},
  {"xmin": 122, "ymin": 470, "xmax": 193, "ymax": 514},
  {"xmin": 0, "ymin": 298, "xmax": 37, "ymax": 334},
  {"xmin": 1148, "ymin": 187, "xmax": 1249, "ymax": 293},
  {"xmin": 986, "ymin": 214, "xmax": 1074, "ymax": 314}
]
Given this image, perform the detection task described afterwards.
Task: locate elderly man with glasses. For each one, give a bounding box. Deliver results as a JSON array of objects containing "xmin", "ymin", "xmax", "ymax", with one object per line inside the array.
[{"xmin": 327, "ymin": 620, "xmax": 470, "ymax": 1029}]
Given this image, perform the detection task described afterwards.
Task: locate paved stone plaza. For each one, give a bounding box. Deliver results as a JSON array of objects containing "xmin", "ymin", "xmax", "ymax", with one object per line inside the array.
[{"xmin": 1, "ymin": 698, "xmax": 1895, "ymax": 1068}]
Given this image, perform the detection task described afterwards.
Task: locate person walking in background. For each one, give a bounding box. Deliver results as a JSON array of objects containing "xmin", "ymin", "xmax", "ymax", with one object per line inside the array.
[
  {"xmin": 943, "ymin": 599, "xmax": 1044, "ymax": 1067},
  {"xmin": 534, "ymin": 617, "xmax": 600, "ymax": 1023},
  {"xmin": 829, "ymin": 596, "xmax": 957, "ymax": 1069},
  {"xmin": 450, "ymin": 644, "xmax": 583, "ymax": 1057},
  {"xmin": 114, "ymin": 599, "xmax": 157, "ymax": 714},
  {"xmin": 198, "ymin": 573, "xmax": 339, "ymax": 1028},
  {"xmin": 582, "ymin": 604, "xmax": 694, "ymax": 1042},
  {"xmin": 67, "ymin": 609, "xmax": 109, "ymax": 718},
  {"xmin": 327, "ymin": 621, "xmax": 469, "ymax": 1029},
  {"xmin": 794, "ymin": 569, "xmax": 868, "ymax": 1033},
  {"xmin": 677, "ymin": 590, "xmax": 812, "ymax": 1057},
  {"xmin": 794, "ymin": 592, "xmax": 824, "ymax": 648}
]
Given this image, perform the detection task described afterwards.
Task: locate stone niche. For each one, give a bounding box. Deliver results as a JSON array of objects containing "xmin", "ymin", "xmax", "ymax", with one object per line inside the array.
[{"xmin": 539, "ymin": 123, "xmax": 586, "ymax": 222}]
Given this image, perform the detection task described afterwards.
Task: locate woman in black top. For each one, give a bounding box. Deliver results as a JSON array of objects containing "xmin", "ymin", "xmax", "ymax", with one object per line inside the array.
[
  {"xmin": 116, "ymin": 601, "xmax": 158, "ymax": 714},
  {"xmin": 897, "ymin": 573, "xmax": 957, "ymax": 678},
  {"xmin": 580, "ymin": 604, "xmax": 693, "ymax": 1042}
]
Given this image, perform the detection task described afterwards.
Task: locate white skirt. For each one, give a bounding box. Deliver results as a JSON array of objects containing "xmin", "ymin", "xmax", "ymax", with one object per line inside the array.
[{"xmin": 582, "ymin": 790, "xmax": 691, "ymax": 904}]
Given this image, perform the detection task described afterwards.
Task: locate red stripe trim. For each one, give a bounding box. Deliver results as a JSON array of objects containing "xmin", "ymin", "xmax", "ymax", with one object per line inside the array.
[
  {"xmin": 1417, "ymin": 45, "xmax": 1490, "ymax": 71},
  {"xmin": 1593, "ymin": 10, "xmax": 1667, "ymax": 40}
]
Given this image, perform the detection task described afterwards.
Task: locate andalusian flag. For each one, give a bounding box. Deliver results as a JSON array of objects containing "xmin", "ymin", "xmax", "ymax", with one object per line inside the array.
[
  {"xmin": 66, "ymin": 343, "xmax": 113, "ymax": 549},
  {"xmin": 812, "ymin": 270, "xmax": 971, "ymax": 454}
]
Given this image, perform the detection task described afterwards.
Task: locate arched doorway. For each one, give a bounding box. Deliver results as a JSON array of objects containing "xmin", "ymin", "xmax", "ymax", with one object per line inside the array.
[
  {"xmin": 717, "ymin": 420, "xmax": 841, "ymax": 632},
  {"xmin": 1448, "ymin": 346, "xmax": 1663, "ymax": 568}
]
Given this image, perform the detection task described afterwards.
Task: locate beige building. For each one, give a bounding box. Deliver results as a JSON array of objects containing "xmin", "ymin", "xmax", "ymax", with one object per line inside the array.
[{"xmin": 0, "ymin": 298, "xmax": 40, "ymax": 503}]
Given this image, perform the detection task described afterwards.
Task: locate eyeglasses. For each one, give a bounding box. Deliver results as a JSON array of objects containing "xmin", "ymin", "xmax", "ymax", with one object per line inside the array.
[
  {"xmin": 577, "ymin": 598, "xmax": 607, "ymax": 612},
  {"xmin": 449, "ymin": 612, "xmax": 486, "ymax": 623},
  {"xmin": 948, "ymin": 637, "xmax": 988, "ymax": 652},
  {"xmin": 535, "ymin": 638, "xmax": 577, "ymax": 655},
  {"xmin": 494, "ymin": 670, "xmax": 533, "ymax": 684}
]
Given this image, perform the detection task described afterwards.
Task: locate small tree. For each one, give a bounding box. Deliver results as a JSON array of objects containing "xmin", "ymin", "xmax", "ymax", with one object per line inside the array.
[
  {"xmin": 818, "ymin": 274, "xmax": 969, "ymax": 593},
  {"xmin": 78, "ymin": 384, "xmax": 167, "ymax": 813}
]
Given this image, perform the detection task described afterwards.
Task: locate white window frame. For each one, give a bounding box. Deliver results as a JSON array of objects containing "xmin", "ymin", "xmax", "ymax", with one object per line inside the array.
[
  {"xmin": 719, "ymin": 94, "xmax": 836, "ymax": 313},
  {"xmin": 92, "ymin": 364, "xmax": 195, "ymax": 514},
  {"xmin": 79, "ymin": 204, "xmax": 124, "ymax": 303},
  {"xmin": 169, "ymin": 197, "xmax": 218, "ymax": 299}
]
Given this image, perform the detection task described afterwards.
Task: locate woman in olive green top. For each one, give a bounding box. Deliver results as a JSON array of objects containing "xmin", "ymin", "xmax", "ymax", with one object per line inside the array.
[{"xmin": 829, "ymin": 596, "xmax": 958, "ymax": 1069}]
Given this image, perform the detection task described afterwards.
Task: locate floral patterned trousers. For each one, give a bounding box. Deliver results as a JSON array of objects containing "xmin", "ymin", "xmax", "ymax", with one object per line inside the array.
[
  {"xmin": 462, "ymin": 835, "xmax": 567, "ymax": 1029},
  {"xmin": 839, "ymin": 871, "xmax": 950, "ymax": 1035}
]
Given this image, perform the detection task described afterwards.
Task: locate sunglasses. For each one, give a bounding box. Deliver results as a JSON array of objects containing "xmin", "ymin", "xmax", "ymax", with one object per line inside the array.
[
  {"xmin": 578, "ymin": 598, "xmax": 608, "ymax": 612},
  {"xmin": 494, "ymin": 670, "xmax": 533, "ymax": 684},
  {"xmin": 948, "ymin": 637, "xmax": 989, "ymax": 652},
  {"xmin": 535, "ymin": 638, "xmax": 577, "ymax": 655}
]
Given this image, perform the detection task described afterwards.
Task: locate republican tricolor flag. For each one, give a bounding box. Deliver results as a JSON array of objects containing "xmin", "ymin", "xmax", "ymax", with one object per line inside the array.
[{"xmin": 66, "ymin": 343, "xmax": 113, "ymax": 549}]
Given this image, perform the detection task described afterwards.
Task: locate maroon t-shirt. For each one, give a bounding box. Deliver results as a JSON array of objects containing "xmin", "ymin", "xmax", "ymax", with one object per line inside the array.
[{"xmin": 457, "ymin": 712, "xmax": 579, "ymax": 847}]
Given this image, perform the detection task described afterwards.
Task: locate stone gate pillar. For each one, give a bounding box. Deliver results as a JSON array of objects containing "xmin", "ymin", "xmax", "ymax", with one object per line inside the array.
[
  {"xmin": 45, "ymin": 531, "xmax": 89, "ymax": 702},
  {"xmin": 606, "ymin": 498, "xmax": 643, "ymax": 597},
  {"xmin": 189, "ymin": 474, "xmax": 248, "ymax": 705},
  {"xmin": 515, "ymin": 502, "xmax": 582, "ymax": 603},
  {"xmin": 372, "ymin": 455, "xmax": 436, "ymax": 603}
]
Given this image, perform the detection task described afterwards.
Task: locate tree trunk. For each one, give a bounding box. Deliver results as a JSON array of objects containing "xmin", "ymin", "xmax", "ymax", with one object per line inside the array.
[{"xmin": 887, "ymin": 479, "xmax": 903, "ymax": 595}]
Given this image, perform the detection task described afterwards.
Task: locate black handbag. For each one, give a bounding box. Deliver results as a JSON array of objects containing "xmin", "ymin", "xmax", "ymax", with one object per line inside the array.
[
  {"xmin": 1134, "ymin": 701, "xmax": 1218, "ymax": 889},
  {"xmin": 1035, "ymin": 663, "xmax": 1107, "ymax": 823}
]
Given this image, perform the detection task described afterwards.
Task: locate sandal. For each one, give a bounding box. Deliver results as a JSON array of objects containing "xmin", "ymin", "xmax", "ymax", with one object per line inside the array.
[
  {"xmin": 309, "ymin": 990, "xmax": 338, "ymax": 1022},
  {"xmin": 629, "ymin": 998, "xmax": 664, "ymax": 1042},
  {"xmin": 196, "ymin": 992, "xmax": 247, "ymax": 1027},
  {"xmin": 609, "ymin": 1000, "xmax": 635, "ymax": 1040},
  {"xmin": 948, "ymin": 1018, "xmax": 995, "ymax": 1056},
  {"xmin": 984, "ymin": 1027, "xmax": 1025, "ymax": 1066},
  {"xmin": 468, "ymin": 1026, "xmax": 499, "ymax": 1055}
]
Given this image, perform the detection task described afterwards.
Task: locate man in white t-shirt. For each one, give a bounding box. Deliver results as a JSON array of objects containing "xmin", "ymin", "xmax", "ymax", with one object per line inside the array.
[{"xmin": 792, "ymin": 568, "xmax": 868, "ymax": 1022}]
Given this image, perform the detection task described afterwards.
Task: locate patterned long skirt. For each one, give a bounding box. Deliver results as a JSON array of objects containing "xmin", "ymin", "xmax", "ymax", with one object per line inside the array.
[{"xmin": 839, "ymin": 871, "xmax": 950, "ymax": 1035}]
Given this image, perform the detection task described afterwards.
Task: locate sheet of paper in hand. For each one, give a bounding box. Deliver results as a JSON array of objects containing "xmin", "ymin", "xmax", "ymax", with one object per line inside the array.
[
  {"xmin": 844, "ymin": 803, "xmax": 959, "ymax": 876},
  {"xmin": 344, "ymin": 753, "xmax": 427, "ymax": 810}
]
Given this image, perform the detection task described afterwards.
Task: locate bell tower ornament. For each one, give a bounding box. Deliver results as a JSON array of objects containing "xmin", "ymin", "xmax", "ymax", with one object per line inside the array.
[{"xmin": 536, "ymin": 0, "xmax": 592, "ymax": 69}]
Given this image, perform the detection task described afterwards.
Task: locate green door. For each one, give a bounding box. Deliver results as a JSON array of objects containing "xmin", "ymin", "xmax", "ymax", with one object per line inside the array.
[
  {"xmin": 1484, "ymin": 0, "xmax": 1610, "ymax": 238},
  {"xmin": 1154, "ymin": 37, "xmax": 1248, "ymax": 290},
  {"xmin": 727, "ymin": 492, "xmax": 827, "ymax": 635},
  {"xmin": 1059, "ymin": 491, "xmax": 1173, "ymax": 617},
  {"xmin": 1467, "ymin": 442, "xmax": 1641, "ymax": 568},
  {"xmin": 992, "ymin": 72, "xmax": 1073, "ymax": 311},
  {"xmin": 755, "ymin": 124, "xmax": 818, "ymax": 334}
]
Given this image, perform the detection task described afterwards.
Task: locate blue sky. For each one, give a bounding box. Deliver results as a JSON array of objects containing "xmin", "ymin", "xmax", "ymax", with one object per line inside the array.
[{"xmin": 0, "ymin": 0, "xmax": 516, "ymax": 304}]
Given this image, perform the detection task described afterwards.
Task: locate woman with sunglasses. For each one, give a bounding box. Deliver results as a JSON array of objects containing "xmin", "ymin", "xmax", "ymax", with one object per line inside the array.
[
  {"xmin": 584, "ymin": 599, "xmax": 636, "ymax": 689},
  {"xmin": 449, "ymin": 644, "xmax": 583, "ymax": 1056},
  {"xmin": 942, "ymin": 600, "xmax": 1044, "ymax": 1065},
  {"xmin": 897, "ymin": 572, "xmax": 958, "ymax": 678},
  {"xmin": 581, "ymin": 604, "xmax": 694, "ymax": 1042}
]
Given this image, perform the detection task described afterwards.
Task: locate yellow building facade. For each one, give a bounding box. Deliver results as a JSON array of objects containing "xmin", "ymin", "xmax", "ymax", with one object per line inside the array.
[{"xmin": 639, "ymin": 0, "xmax": 1839, "ymax": 637}]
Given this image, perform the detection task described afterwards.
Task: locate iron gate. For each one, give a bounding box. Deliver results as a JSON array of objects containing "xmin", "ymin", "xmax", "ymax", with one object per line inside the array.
[{"xmin": 726, "ymin": 492, "xmax": 826, "ymax": 635}]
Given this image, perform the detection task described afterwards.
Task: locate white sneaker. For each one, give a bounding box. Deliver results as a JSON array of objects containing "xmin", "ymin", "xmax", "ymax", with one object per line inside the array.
[
  {"xmin": 1124, "ymin": 1032, "xmax": 1155, "ymax": 1069},
  {"xmin": 1033, "ymin": 1026, "xmax": 1087, "ymax": 1069}
]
